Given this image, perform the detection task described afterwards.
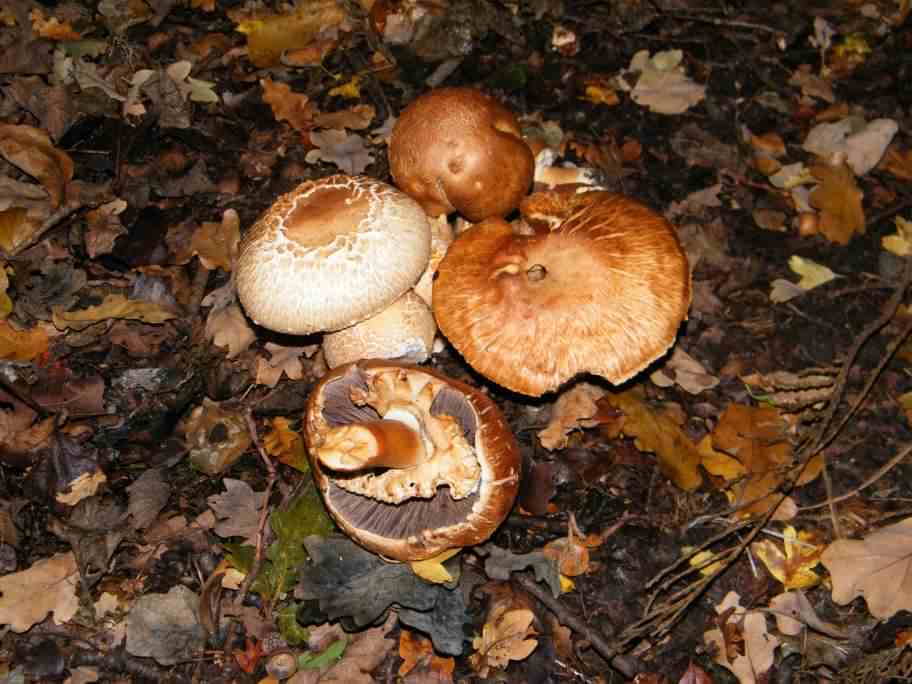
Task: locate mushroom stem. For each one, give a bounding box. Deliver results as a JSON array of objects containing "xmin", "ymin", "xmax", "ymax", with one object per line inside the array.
[{"xmin": 313, "ymin": 419, "xmax": 428, "ymax": 472}]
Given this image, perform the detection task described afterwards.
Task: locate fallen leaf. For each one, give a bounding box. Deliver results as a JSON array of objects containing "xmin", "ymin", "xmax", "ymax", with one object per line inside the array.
[
  {"xmin": 0, "ymin": 552, "xmax": 80, "ymax": 632},
  {"xmin": 809, "ymin": 163, "xmax": 865, "ymax": 245},
  {"xmin": 398, "ymin": 629, "xmax": 455, "ymax": 681},
  {"xmin": 314, "ymin": 104, "xmax": 376, "ymax": 131},
  {"xmin": 649, "ymin": 347, "xmax": 719, "ymax": 395},
  {"xmin": 204, "ymin": 301, "xmax": 256, "ymax": 359},
  {"xmin": 703, "ymin": 591, "xmax": 779, "ymax": 684},
  {"xmin": 820, "ymin": 516, "xmax": 912, "ymax": 619},
  {"xmin": 191, "ymin": 209, "xmax": 240, "ymax": 271},
  {"xmin": 305, "ymin": 129, "xmax": 373, "ymax": 174},
  {"xmin": 788, "ymin": 255, "xmax": 839, "ymax": 291},
  {"xmin": 620, "ymin": 50, "xmax": 706, "ymax": 115},
  {"xmin": 234, "ymin": 1, "xmax": 346, "ymax": 68},
  {"xmin": 0, "ymin": 319, "xmax": 49, "ymax": 361},
  {"xmin": 599, "ymin": 389, "xmax": 703, "ymax": 491},
  {"xmin": 261, "ymin": 78, "xmax": 318, "ymax": 132},
  {"xmin": 882, "ymin": 216, "xmax": 912, "ymax": 257},
  {"xmin": 208, "ymin": 479, "xmax": 269, "ymax": 545},
  {"xmin": 538, "ymin": 382, "xmax": 607, "ymax": 450},
  {"xmin": 53, "ymin": 294, "xmax": 177, "ymax": 331},
  {"xmin": 881, "ymin": 146, "xmax": 912, "ymax": 181},
  {"xmin": 409, "ymin": 549, "xmax": 461, "ymax": 584},
  {"xmin": 262, "ymin": 417, "xmax": 309, "ymax": 471},
  {"xmin": 470, "ymin": 608, "xmax": 538, "ymax": 677},
  {"xmin": 255, "ymin": 342, "xmax": 318, "ymax": 387},
  {"xmin": 751, "ymin": 526, "xmax": 824, "ymax": 589},
  {"xmin": 702, "ymin": 404, "xmax": 795, "ymax": 518},
  {"xmin": 0, "ymin": 123, "xmax": 73, "ymax": 207}
]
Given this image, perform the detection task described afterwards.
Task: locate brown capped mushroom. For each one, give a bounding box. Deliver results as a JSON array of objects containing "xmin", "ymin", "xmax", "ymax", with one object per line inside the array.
[
  {"xmin": 432, "ymin": 189, "xmax": 692, "ymax": 396},
  {"xmin": 322, "ymin": 290, "xmax": 437, "ymax": 369},
  {"xmin": 305, "ymin": 361, "xmax": 521, "ymax": 561},
  {"xmin": 235, "ymin": 175, "xmax": 430, "ymax": 335},
  {"xmin": 389, "ymin": 87, "xmax": 535, "ymax": 222}
]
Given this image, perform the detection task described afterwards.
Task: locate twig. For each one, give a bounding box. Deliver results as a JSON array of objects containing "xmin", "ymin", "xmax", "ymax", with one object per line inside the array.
[
  {"xmin": 515, "ymin": 574, "xmax": 643, "ymax": 680},
  {"xmin": 1, "ymin": 201, "xmax": 82, "ymax": 257},
  {"xmin": 234, "ymin": 412, "xmax": 278, "ymax": 609}
]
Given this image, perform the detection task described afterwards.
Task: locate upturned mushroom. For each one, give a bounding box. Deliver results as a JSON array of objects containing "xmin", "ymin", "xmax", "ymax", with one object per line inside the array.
[
  {"xmin": 305, "ymin": 361, "xmax": 521, "ymax": 561},
  {"xmin": 389, "ymin": 87, "xmax": 535, "ymax": 222},
  {"xmin": 235, "ymin": 175, "xmax": 431, "ymax": 335},
  {"xmin": 432, "ymin": 188, "xmax": 692, "ymax": 396}
]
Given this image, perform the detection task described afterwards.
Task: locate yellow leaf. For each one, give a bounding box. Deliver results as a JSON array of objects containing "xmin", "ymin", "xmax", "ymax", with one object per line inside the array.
[
  {"xmin": 471, "ymin": 608, "xmax": 538, "ymax": 676},
  {"xmin": 52, "ymin": 294, "xmax": 176, "ymax": 331},
  {"xmin": 559, "ymin": 575, "xmax": 575, "ymax": 593},
  {"xmin": 752, "ymin": 526, "xmax": 823, "ymax": 589},
  {"xmin": 235, "ymin": 1, "xmax": 345, "ymax": 68},
  {"xmin": 882, "ymin": 216, "xmax": 912, "ymax": 257},
  {"xmin": 0, "ymin": 264, "xmax": 12, "ymax": 319},
  {"xmin": 0, "ymin": 320, "xmax": 49, "ymax": 361},
  {"xmin": 789, "ymin": 255, "xmax": 837, "ymax": 290},
  {"xmin": 687, "ymin": 548, "xmax": 724, "ymax": 576},
  {"xmin": 409, "ymin": 549, "xmax": 460, "ymax": 584},
  {"xmin": 697, "ymin": 434, "xmax": 746, "ymax": 480},
  {"xmin": 262, "ymin": 417, "xmax": 309, "ymax": 472},
  {"xmin": 328, "ymin": 76, "xmax": 362, "ymax": 100}
]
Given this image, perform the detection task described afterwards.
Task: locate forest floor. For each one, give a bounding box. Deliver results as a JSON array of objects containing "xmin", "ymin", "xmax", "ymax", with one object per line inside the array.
[{"xmin": 2, "ymin": 0, "xmax": 912, "ymax": 682}]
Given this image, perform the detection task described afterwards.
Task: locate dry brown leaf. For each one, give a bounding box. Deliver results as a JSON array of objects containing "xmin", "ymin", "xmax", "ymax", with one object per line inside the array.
[
  {"xmin": 538, "ymin": 382, "xmax": 606, "ymax": 450},
  {"xmin": 317, "ymin": 612, "xmax": 397, "ymax": 683},
  {"xmin": 262, "ymin": 417, "xmax": 308, "ymax": 471},
  {"xmin": 30, "ymin": 8, "xmax": 82, "ymax": 40},
  {"xmin": 703, "ymin": 591, "xmax": 779, "ymax": 684},
  {"xmin": 820, "ymin": 516, "xmax": 912, "ymax": 619},
  {"xmin": 704, "ymin": 404, "xmax": 794, "ymax": 518},
  {"xmin": 0, "ymin": 124, "xmax": 73, "ymax": 207},
  {"xmin": 83, "ymin": 199, "xmax": 127, "ymax": 258},
  {"xmin": 599, "ymin": 389, "xmax": 703, "ymax": 491},
  {"xmin": 305, "ymin": 129, "xmax": 373, "ymax": 175},
  {"xmin": 0, "ymin": 319, "xmax": 49, "ymax": 361},
  {"xmin": 255, "ymin": 342, "xmax": 318, "ymax": 387},
  {"xmin": 0, "ymin": 552, "xmax": 80, "ymax": 632},
  {"xmin": 809, "ymin": 163, "xmax": 865, "ymax": 245},
  {"xmin": 314, "ymin": 105, "xmax": 376, "ymax": 131},
  {"xmin": 261, "ymin": 78, "xmax": 318, "ymax": 132},
  {"xmin": 881, "ymin": 146, "xmax": 912, "ymax": 181},
  {"xmin": 191, "ymin": 209, "xmax": 240, "ymax": 271},
  {"xmin": 398, "ymin": 629, "xmax": 455, "ymax": 681},
  {"xmin": 470, "ymin": 608, "xmax": 538, "ymax": 677},
  {"xmin": 204, "ymin": 302, "xmax": 255, "ymax": 359},
  {"xmin": 53, "ymin": 294, "xmax": 177, "ymax": 331}
]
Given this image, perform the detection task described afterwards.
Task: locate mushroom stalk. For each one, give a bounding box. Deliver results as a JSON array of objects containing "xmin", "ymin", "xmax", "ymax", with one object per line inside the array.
[{"xmin": 313, "ymin": 418, "xmax": 428, "ymax": 472}]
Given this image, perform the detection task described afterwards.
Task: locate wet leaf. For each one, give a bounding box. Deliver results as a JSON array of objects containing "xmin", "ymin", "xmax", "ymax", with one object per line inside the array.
[
  {"xmin": 398, "ymin": 629, "xmax": 455, "ymax": 680},
  {"xmin": 0, "ymin": 319, "xmax": 49, "ymax": 361},
  {"xmin": 809, "ymin": 163, "xmax": 865, "ymax": 245},
  {"xmin": 53, "ymin": 294, "xmax": 177, "ymax": 331},
  {"xmin": 262, "ymin": 417, "xmax": 310, "ymax": 472}
]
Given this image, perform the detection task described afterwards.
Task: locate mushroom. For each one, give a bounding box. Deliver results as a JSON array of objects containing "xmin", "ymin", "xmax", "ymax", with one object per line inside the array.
[
  {"xmin": 432, "ymin": 189, "xmax": 692, "ymax": 396},
  {"xmin": 322, "ymin": 290, "xmax": 436, "ymax": 369},
  {"xmin": 413, "ymin": 214, "xmax": 455, "ymax": 306},
  {"xmin": 305, "ymin": 360, "xmax": 521, "ymax": 561},
  {"xmin": 389, "ymin": 87, "xmax": 535, "ymax": 222},
  {"xmin": 234, "ymin": 175, "xmax": 430, "ymax": 335}
]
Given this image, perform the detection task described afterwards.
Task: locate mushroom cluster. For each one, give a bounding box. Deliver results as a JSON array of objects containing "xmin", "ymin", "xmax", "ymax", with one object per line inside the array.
[
  {"xmin": 432, "ymin": 188, "xmax": 692, "ymax": 396},
  {"xmin": 234, "ymin": 174, "xmax": 437, "ymax": 365},
  {"xmin": 305, "ymin": 361, "xmax": 521, "ymax": 561}
]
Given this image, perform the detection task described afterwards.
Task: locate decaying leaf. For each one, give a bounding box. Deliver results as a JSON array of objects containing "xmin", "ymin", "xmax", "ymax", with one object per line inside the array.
[
  {"xmin": 699, "ymin": 404, "xmax": 796, "ymax": 518},
  {"xmin": 599, "ymin": 389, "xmax": 703, "ymax": 491},
  {"xmin": 261, "ymin": 78, "xmax": 318, "ymax": 132},
  {"xmin": 0, "ymin": 123, "xmax": 73, "ymax": 207},
  {"xmin": 204, "ymin": 301, "xmax": 256, "ymax": 359},
  {"xmin": 538, "ymin": 382, "xmax": 607, "ymax": 450},
  {"xmin": 470, "ymin": 607, "xmax": 538, "ymax": 677},
  {"xmin": 233, "ymin": 1, "xmax": 346, "ymax": 68},
  {"xmin": 0, "ymin": 319, "xmax": 50, "ymax": 361},
  {"xmin": 649, "ymin": 347, "xmax": 719, "ymax": 395},
  {"xmin": 0, "ymin": 552, "xmax": 80, "ymax": 632},
  {"xmin": 52, "ymin": 294, "xmax": 177, "ymax": 331},
  {"xmin": 208, "ymin": 479, "xmax": 268, "ymax": 545},
  {"xmin": 882, "ymin": 216, "xmax": 912, "ymax": 257},
  {"xmin": 751, "ymin": 526, "xmax": 824, "ymax": 589},
  {"xmin": 703, "ymin": 591, "xmax": 779, "ymax": 684},
  {"xmin": 255, "ymin": 342, "xmax": 318, "ymax": 387},
  {"xmin": 262, "ymin": 417, "xmax": 309, "ymax": 472},
  {"xmin": 619, "ymin": 50, "xmax": 706, "ymax": 115},
  {"xmin": 820, "ymin": 516, "xmax": 912, "ymax": 619},
  {"xmin": 305, "ymin": 129, "xmax": 373, "ymax": 175},
  {"xmin": 183, "ymin": 399, "xmax": 253, "ymax": 475},
  {"xmin": 191, "ymin": 209, "xmax": 240, "ymax": 271},
  {"xmin": 809, "ymin": 163, "xmax": 865, "ymax": 245},
  {"xmin": 398, "ymin": 629, "xmax": 455, "ymax": 681}
]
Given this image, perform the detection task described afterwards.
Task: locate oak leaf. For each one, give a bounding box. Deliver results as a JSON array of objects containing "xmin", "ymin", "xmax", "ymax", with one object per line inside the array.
[
  {"xmin": 809, "ymin": 163, "xmax": 865, "ymax": 245},
  {"xmin": 820, "ymin": 516, "xmax": 912, "ymax": 618},
  {"xmin": 751, "ymin": 526, "xmax": 823, "ymax": 589},
  {"xmin": 470, "ymin": 608, "xmax": 538, "ymax": 676},
  {"xmin": 398, "ymin": 629, "xmax": 455, "ymax": 681},
  {"xmin": 0, "ymin": 552, "xmax": 80, "ymax": 632},
  {"xmin": 53, "ymin": 294, "xmax": 177, "ymax": 331}
]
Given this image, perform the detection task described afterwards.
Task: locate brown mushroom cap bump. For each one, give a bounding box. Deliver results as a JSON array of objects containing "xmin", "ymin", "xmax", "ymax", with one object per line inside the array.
[
  {"xmin": 322, "ymin": 290, "xmax": 437, "ymax": 369},
  {"xmin": 305, "ymin": 360, "xmax": 521, "ymax": 561},
  {"xmin": 389, "ymin": 87, "xmax": 535, "ymax": 222},
  {"xmin": 235, "ymin": 175, "xmax": 431, "ymax": 335},
  {"xmin": 432, "ymin": 189, "xmax": 692, "ymax": 397}
]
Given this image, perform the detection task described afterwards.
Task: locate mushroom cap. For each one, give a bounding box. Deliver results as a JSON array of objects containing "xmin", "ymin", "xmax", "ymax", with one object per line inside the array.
[
  {"xmin": 322, "ymin": 290, "xmax": 437, "ymax": 368},
  {"xmin": 235, "ymin": 175, "xmax": 431, "ymax": 335},
  {"xmin": 305, "ymin": 360, "xmax": 521, "ymax": 561},
  {"xmin": 389, "ymin": 87, "xmax": 535, "ymax": 222},
  {"xmin": 432, "ymin": 189, "xmax": 692, "ymax": 396}
]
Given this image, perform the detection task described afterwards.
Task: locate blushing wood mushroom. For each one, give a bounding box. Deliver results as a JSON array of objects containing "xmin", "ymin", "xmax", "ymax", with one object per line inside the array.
[
  {"xmin": 305, "ymin": 361, "xmax": 521, "ymax": 561},
  {"xmin": 432, "ymin": 188, "xmax": 692, "ymax": 396},
  {"xmin": 235, "ymin": 175, "xmax": 430, "ymax": 335},
  {"xmin": 389, "ymin": 87, "xmax": 535, "ymax": 222}
]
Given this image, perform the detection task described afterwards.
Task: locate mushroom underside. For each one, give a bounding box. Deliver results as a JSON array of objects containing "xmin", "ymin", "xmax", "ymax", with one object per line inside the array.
[{"xmin": 316, "ymin": 366, "xmax": 483, "ymax": 540}]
